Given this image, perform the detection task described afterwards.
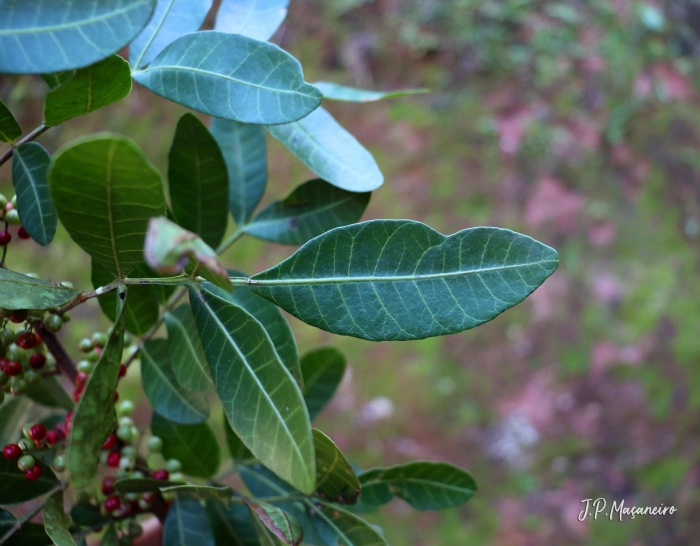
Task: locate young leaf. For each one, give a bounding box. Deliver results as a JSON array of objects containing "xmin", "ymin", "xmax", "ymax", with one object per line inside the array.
[
  {"xmin": 11, "ymin": 143, "xmax": 56, "ymax": 245},
  {"xmin": 0, "ymin": 0, "xmax": 156, "ymax": 74},
  {"xmin": 44, "ymin": 55, "xmax": 132, "ymax": 126},
  {"xmin": 300, "ymin": 348, "xmax": 346, "ymax": 421},
  {"xmin": 168, "ymin": 113, "xmax": 229, "ymax": 248},
  {"xmin": 165, "ymin": 304, "xmax": 214, "ymax": 393},
  {"xmin": 0, "ymin": 268, "xmax": 78, "ymax": 310},
  {"xmin": 25, "ymin": 376, "xmax": 73, "ymax": 410},
  {"xmin": 160, "ymin": 484, "xmax": 233, "ymax": 505},
  {"xmin": 215, "ymin": 0, "xmax": 289, "ymax": 42},
  {"xmin": 114, "ymin": 478, "xmax": 177, "ymax": 493},
  {"xmin": 44, "ymin": 490, "xmax": 78, "ymax": 546},
  {"xmin": 50, "ymin": 135, "xmax": 166, "ymax": 278},
  {"xmin": 151, "ymin": 411, "xmax": 221, "ymax": 478},
  {"xmin": 132, "ymin": 31, "xmax": 322, "ymax": 125},
  {"xmin": 67, "ymin": 288, "xmax": 126, "ymax": 488},
  {"xmin": 248, "ymin": 221, "xmax": 559, "ymax": 341},
  {"xmin": 141, "ymin": 339, "xmax": 210, "ymax": 424},
  {"xmin": 189, "ymin": 285, "xmax": 315, "ymax": 494},
  {"xmin": 0, "ymin": 509, "xmax": 50, "ymax": 546},
  {"xmin": 313, "ymin": 429, "xmax": 360, "ymax": 505},
  {"xmin": 0, "ymin": 457, "xmax": 57, "ymax": 503},
  {"xmin": 245, "ymin": 179, "xmax": 370, "ymax": 246},
  {"xmin": 130, "ymin": 0, "xmax": 214, "ymax": 70},
  {"xmin": 249, "ymin": 501, "xmax": 303, "ymax": 546},
  {"xmin": 313, "ymin": 82, "xmax": 429, "ymax": 103},
  {"xmin": 163, "ymin": 495, "xmax": 216, "ymax": 546},
  {"xmin": 210, "ymin": 118, "xmax": 267, "ymax": 226},
  {"xmin": 310, "ymin": 501, "xmax": 387, "ymax": 546},
  {"xmin": 267, "ymin": 107, "xmax": 383, "ymax": 193},
  {"xmin": 0, "ymin": 98, "xmax": 21, "ymax": 143},
  {"xmin": 205, "ymin": 499, "xmax": 259, "ymax": 546},
  {"xmin": 42, "ymin": 71, "xmax": 75, "ymax": 90},
  {"xmin": 224, "ymin": 411, "xmax": 253, "ymax": 462}
]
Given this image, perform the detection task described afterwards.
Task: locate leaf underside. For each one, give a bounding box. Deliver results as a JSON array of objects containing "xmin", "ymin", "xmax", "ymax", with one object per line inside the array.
[{"xmin": 0, "ymin": 267, "xmax": 79, "ymax": 310}]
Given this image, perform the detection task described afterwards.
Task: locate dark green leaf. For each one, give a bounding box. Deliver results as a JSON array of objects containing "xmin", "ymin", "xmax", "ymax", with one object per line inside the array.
[
  {"xmin": 214, "ymin": 0, "xmax": 288, "ymax": 41},
  {"xmin": 44, "ymin": 491, "xmax": 77, "ymax": 546},
  {"xmin": 132, "ymin": 31, "xmax": 322, "ymax": 125},
  {"xmin": 165, "ymin": 304, "xmax": 214, "ymax": 393},
  {"xmin": 0, "ymin": 0, "xmax": 156, "ymax": 74},
  {"xmin": 206, "ymin": 499, "xmax": 260, "ymax": 546},
  {"xmin": 248, "ymin": 221, "xmax": 559, "ymax": 341},
  {"xmin": 151, "ymin": 412, "xmax": 220, "ymax": 478},
  {"xmin": 0, "ymin": 456, "xmax": 57, "ymax": 504},
  {"xmin": 70, "ymin": 502, "xmax": 108, "ymax": 528},
  {"xmin": 0, "ymin": 397, "xmax": 30, "ymax": 446},
  {"xmin": 312, "ymin": 82, "xmax": 428, "ymax": 103},
  {"xmin": 224, "ymin": 409, "xmax": 253, "ymax": 462},
  {"xmin": 67, "ymin": 288, "xmax": 126, "ymax": 487},
  {"xmin": 311, "ymin": 501, "xmax": 387, "ymax": 546},
  {"xmin": 100, "ymin": 525, "xmax": 118, "ymax": 546},
  {"xmin": 11, "ymin": 143, "xmax": 56, "ymax": 245},
  {"xmin": 141, "ymin": 339, "xmax": 209, "ymax": 424},
  {"xmin": 42, "ymin": 71, "xmax": 75, "ymax": 90},
  {"xmin": 351, "ymin": 469, "xmax": 391, "ymax": 507},
  {"xmin": 0, "ymin": 510, "xmax": 50, "ymax": 546},
  {"xmin": 50, "ymin": 135, "xmax": 166, "ymax": 278},
  {"xmin": 163, "ymin": 495, "xmax": 215, "ymax": 546},
  {"xmin": 0, "ymin": 268, "xmax": 77, "ymax": 311},
  {"xmin": 267, "ymin": 107, "xmax": 383, "ymax": 193},
  {"xmin": 300, "ymin": 348, "xmax": 346, "ymax": 421},
  {"xmin": 160, "ymin": 485, "xmax": 232, "ymax": 505},
  {"xmin": 210, "ymin": 118, "xmax": 267, "ymax": 226},
  {"xmin": 130, "ymin": 0, "xmax": 214, "ymax": 70},
  {"xmin": 189, "ymin": 286, "xmax": 315, "ymax": 494},
  {"xmin": 168, "ymin": 113, "xmax": 229, "ymax": 248},
  {"xmin": 245, "ymin": 179, "xmax": 370, "ymax": 246},
  {"xmin": 313, "ymin": 430, "xmax": 360, "ymax": 505},
  {"xmin": 0, "ymin": 98, "xmax": 21, "ymax": 143},
  {"xmin": 25, "ymin": 376, "xmax": 73, "ymax": 410},
  {"xmin": 249, "ymin": 501, "xmax": 302, "ymax": 546},
  {"xmin": 114, "ymin": 478, "xmax": 177, "ymax": 493},
  {"xmin": 43, "ymin": 55, "xmax": 132, "ymax": 127}
]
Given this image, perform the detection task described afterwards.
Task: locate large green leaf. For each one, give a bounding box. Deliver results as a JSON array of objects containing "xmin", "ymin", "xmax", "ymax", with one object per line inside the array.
[
  {"xmin": 141, "ymin": 339, "xmax": 209, "ymax": 424},
  {"xmin": 210, "ymin": 118, "xmax": 267, "ymax": 226},
  {"xmin": 0, "ymin": 0, "xmax": 156, "ymax": 74},
  {"xmin": 169, "ymin": 113, "xmax": 229, "ymax": 248},
  {"xmin": 310, "ymin": 501, "xmax": 387, "ymax": 546},
  {"xmin": 224, "ymin": 412, "xmax": 253, "ymax": 462},
  {"xmin": 130, "ymin": 0, "xmax": 213, "ymax": 70},
  {"xmin": 163, "ymin": 495, "xmax": 215, "ymax": 546},
  {"xmin": 266, "ymin": 107, "xmax": 383, "ymax": 193},
  {"xmin": 206, "ymin": 499, "xmax": 260, "ymax": 546},
  {"xmin": 214, "ymin": 0, "xmax": 289, "ymax": 42},
  {"xmin": 25, "ymin": 376, "xmax": 73, "ymax": 410},
  {"xmin": 42, "ymin": 71, "xmax": 75, "ymax": 91},
  {"xmin": 0, "ymin": 397, "xmax": 29, "ymax": 447},
  {"xmin": 248, "ymin": 221, "xmax": 559, "ymax": 341},
  {"xmin": 50, "ymin": 135, "xmax": 166, "ymax": 278},
  {"xmin": 245, "ymin": 179, "xmax": 369, "ymax": 246},
  {"xmin": 313, "ymin": 430, "xmax": 360, "ymax": 505},
  {"xmin": 358, "ymin": 461, "xmax": 477, "ymax": 510},
  {"xmin": 0, "ymin": 456, "xmax": 57, "ymax": 504},
  {"xmin": 151, "ymin": 412, "xmax": 220, "ymax": 478},
  {"xmin": 165, "ymin": 304, "xmax": 214, "ymax": 393},
  {"xmin": 44, "ymin": 491, "xmax": 77, "ymax": 546},
  {"xmin": 0, "ymin": 98, "xmax": 21, "ymax": 142},
  {"xmin": 67, "ymin": 288, "xmax": 126, "ymax": 487},
  {"xmin": 132, "ymin": 31, "xmax": 322, "ymax": 125},
  {"xmin": 313, "ymin": 82, "xmax": 428, "ymax": 103},
  {"xmin": 160, "ymin": 485, "xmax": 232, "ymax": 505},
  {"xmin": 0, "ymin": 509, "xmax": 50, "ymax": 546},
  {"xmin": 248, "ymin": 501, "xmax": 302, "ymax": 546},
  {"xmin": 0, "ymin": 267, "xmax": 79, "ymax": 310},
  {"xmin": 11, "ymin": 143, "xmax": 56, "ymax": 245},
  {"xmin": 189, "ymin": 285, "xmax": 315, "ymax": 494},
  {"xmin": 300, "ymin": 348, "xmax": 346, "ymax": 421}
]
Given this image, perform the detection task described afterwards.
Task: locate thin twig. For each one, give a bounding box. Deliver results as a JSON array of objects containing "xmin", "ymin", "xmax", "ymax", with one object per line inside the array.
[
  {"xmin": 0, "ymin": 481, "xmax": 67, "ymax": 545},
  {"xmin": 33, "ymin": 320, "xmax": 77, "ymax": 381},
  {"xmin": 216, "ymin": 228, "xmax": 245, "ymax": 255},
  {"xmin": 0, "ymin": 124, "xmax": 50, "ymax": 167}
]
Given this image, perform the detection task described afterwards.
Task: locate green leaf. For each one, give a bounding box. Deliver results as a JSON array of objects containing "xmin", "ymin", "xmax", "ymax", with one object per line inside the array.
[
  {"xmin": 11, "ymin": 142, "xmax": 57, "ymax": 245},
  {"xmin": 313, "ymin": 82, "xmax": 429, "ymax": 103},
  {"xmin": 132, "ymin": 31, "xmax": 322, "ymax": 125},
  {"xmin": 25, "ymin": 376, "xmax": 73, "ymax": 410},
  {"xmin": 100, "ymin": 525, "xmax": 118, "ymax": 546},
  {"xmin": 114, "ymin": 478, "xmax": 177, "ymax": 493},
  {"xmin": 224, "ymin": 412, "xmax": 253, "ymax": 462},
  {"xmin": 313, "ymin": 429, "xmax": 360, "ymax": 505},
  {"xmin": 189, "ymin": 285, "xmax": 315, "ymax": 494},
  {"xmin": 249, "ymin": 501, "xmax": 302, "ymax": 546},
  {"xmin": 70, "ymin": 502, "xmax": 109, "ymax": 528},
  {"xmin": 214, "ymin": 0, "xmax": 288, "ymax": 41},
  {"xmin": 141, "ymin": 339, "xmax": 210, "ymax": 424},
  {"xmin": 266, "ymin": 107, "xmax": 383, "ymax": 193},
  {"xmin": 44, "ymin": 491, "xmax": 77, "ymax": 546},
  {"xmin": 0, "ymin": 268, "xmax": 78, "ymax": 310},
  {"xmin": 50, "ymin": 135, "xmax": 166, "ymax": 278},
  {"xmin": 0, "ymin": 98, "xmax": 21, "ymax": 143},
  {"xmin": 248, "ymin": 221, "xmax": 559, "ymax": 341},
  {"xmin": 130, "ymin": 0, "xmax": 214, "ymax": 70},
  {"xmin": 43, "ymin": 55, "xmax": 132, "ymax": 127},
  {"xmin": 151, "ymin": 411, "xmax": 220, "ymax": 478},
  {"xmin": 311, "ymin": 502, "xmax": 387, "ymax": 546},
  {"xmin": 245, "ymin": 179, "xmax": 369, "ymax": 246},
  {"xmin": 300, "ymin": 348, "xmax": 346, "ymax": 421},
  {"xmin": 0, "ymin": 0, "xmax": 156, "ymax": 74},
  {"xmin": 210, "ymin": 118, "xmax": 267, "ymax": 226},
  {"xmin": 205, "ymin": 499, "xmax": 260, "ymax": 546},
  {"xmin": 160, "ymin": 484, "xmax": 233, "ymax": 505},
  {"xmin": 250, "ymin": 510, "xmax": 285, "ymax": 546},
  {"xmin": 42, "ymin": 71, "xmax": 75, "ymax": 90},
  {"xmin": 67, "ymin": 288, "xmax": 126, "ymax": 488},
  {"xmin": 358, "ymin": 461, "xmax": 477, "ymax": 510},
  {"xmin": 164, "ymin": 495, "xmax": 215, "ymax": 546},
  {"xmin": 165, "ymin": 304, "xmax": 214, "ymax": 393},
  {"xmin": 0, "ymin": 510, "xmax": 50, "ymax": 546},
  {"xmin": 0, "ymin": 456, "xmax": 57, "ymax": 504},
  {"xmin": 0, "ymin": 397, "xmax": 30, "ymax": 446}
]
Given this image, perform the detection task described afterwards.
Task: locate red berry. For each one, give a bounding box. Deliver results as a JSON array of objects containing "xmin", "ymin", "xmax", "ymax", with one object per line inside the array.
[
  {"xmin": 28, "ymin": 424, "xmax": 46, "ymax": 441},
  {"xmin": 55, "ymin": 423, "xmax": 67, "ymax": 438},
  {"xmin": 106, "ymin": 452, "xmax": 120, "ymax": 467},
  {"xmin": 28, "ymin": 354, "xmax": 46, "ymax": 370},
  {"xmin": 75, "ymin": 372, "xmax": 88, "ymax": 388},
  {"xmin": 72, "ymin": 387, "xmax": 83, "ymax": 402},
  {"xmin": 16, "ymin": 332, "xmax": 37, "ymax": 350},
  {"xmin": 3, "ymin": 444, "xmax": 22, "ymax": 459},
  {"xmin": 0, "ymin": 231, "xmax": 11, "ymax": 246},
  {"xmin": 118, "ymin": 364, "xmax": 127, "ymax": 378},
  {"xmin": 114, "ymin": 391, "xmax": 119, "ymax": 403},
  {"xmin": 17, "ymin": 226, "xmax": 30, "ymax": 240},
  {"xmin": 24, "ymin": 465, "xmax": 42, "ymax": 481},
  {"xmin": 102, "ymin": 434, "xmax": 117, "ymax": 450},
  {"xmin": 66, "ymin": 411, "xmax": 73, "ymax": 423},
  {"xmin": 152, "ymin": 469, "xmax": 169, "ymax": 481},
  {"xmin": 9, "ymin": 309, "xmax": 28, "ymax": 323},
  {"xmin": 45, "ymin": 430, "xmax": 59, "ymax": 445},
  {"xmin": 104, "ymin": 496, "xmax": 121, "ymax": 512},
  {"xmin": 4, "ymin": 360, "xmax": 22, "ymax": 376},
  {"xmin": 101, "ymin": 476, "xmax": 116, "ymax": 495}
]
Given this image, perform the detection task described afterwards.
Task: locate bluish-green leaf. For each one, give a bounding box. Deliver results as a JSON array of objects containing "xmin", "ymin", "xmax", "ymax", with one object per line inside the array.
[
  {"xmin": 210, "ymin": 118, "xmax": 267, "ymax": 226},
  {"xmin": 248, "ymin": 501, "xmax": 302, "ymax": 546},
  {"xmin": 206, "ymin": 499, "xmax": 260, "ymax": 546},
  {"xmin": 165, "ymin": 304, "xmax": 214, "ymax": 393},
  {"xmin": 133, "ymin": 31, "xmax": 322, "ymax": 125},
  {"xmin": 0, "ymin": 0, "xmax": 156, "ymax": 74},
  {"xmin": 141, "ymin": 339, "xmax": 210, "ymax": 424},
  {"xmin": 313, "ymin": 429, "xmax": 360, "ymax": 505},
  {"xmin": 247, "ymin": 221, "xmax": 559, "ymax": 341},
  {"xmin": 42, "ymin": 71, "xmax": 75, "ymax": 90},
  {"xmin": 189, "ymin": 285, "xmax": 315, "ymax": 494},
  {"xmin": 0, "ymin": 98, "xmax": 21, "ymax": 142},
  {"xmin": 310, "ymin": 501, "xmax": 387, "ymax": 546},
  {"xmin": 313, "ymin": 82, "xmax": 428, "ymax": 103},
  {"xmin": 44, "ymin": 491, "xmax": 78, "ymax": 546},
  {"xmin": 11, "ymin": 142, "xmax": 56, "ymax": 245},
  {"xmin": 164, "ymin": 495, "xmax": 215, "ymax": 546},
  {"xmin": 214, "ymin": 0, "xmax": 289, "ymax": 42},
  {"xmin": 130, "ymin": 0, "xmax": 213, "ymax": 70},
  {"xmin": 0, "ymin": 268, "xmax": 78, "ymax": 310},
  {"xmin": 245, "ymin": 179, "xmax": 370, "ymax": 246},
  {"xmin": 266, "ymin": 107, "xmax": 383, "ymax": 193},
  {"xmin": 300, "ymin": 348, "xmax": 346, "ymax": 421},
  {"xmin": 0, "ymin": 456, "xmax": 58, "ymax": 504},
  {"xmin": 169, "ymin": 113, "xmax": 229, "ymax": 248}
]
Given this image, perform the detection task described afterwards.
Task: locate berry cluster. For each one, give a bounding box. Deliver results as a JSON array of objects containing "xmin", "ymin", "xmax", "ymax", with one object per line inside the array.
[
  {"xmin": 2, "ymin": 420, "xmax": 68, "ymax": 480},
  {"xmin": 0, "ymin": 193, "xmax": 33, "ymax": 247}
]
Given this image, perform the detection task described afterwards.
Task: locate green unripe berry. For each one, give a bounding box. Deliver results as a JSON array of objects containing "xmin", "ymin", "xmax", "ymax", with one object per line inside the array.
[
  {"xmin": 116, "ymin": 469, "xmax": 128, "ymax": 479},
  {"xmin": 0, "ymin": 194, "xmax": 7, "ymax": 210},
  {"xmin": 130, "ymin": 470, "xmax": 144, "ymax": 479},
  {"xmin": 43, "ymin": 314, "xmax": 63, "ymax": 333},
  {"xmin": 116, "ymin": 400, "xmax": 135, "ymax": 418},
  {"xmin": 99, "ymin": 451, "xmax": 110, "ymax": 466},
  {"xmin": 17, "ymin": 455, "xmax": 35, "ymax": 472},
  {"xmin": 11, "ymin": 195, "xmax": 16, "ymax": 207},
  {"xmin": 116, "ymin": 425, "xmax": 132, "ymax": 441},
  {"xmin": 91, "ymin": 332, "xmax": 108, "ymax": 347},
  {"xmin": 161, "ymin": 491, "xmax": 176, "ymax": 501},
  {"xmin": 17, "ymin": 438, "xmax": 35, "ymax": 451},
  {"xmin": 10, "ymin": 377, "xmax": 28, "ymax": 395},
  {"xmin": 6, "ymin": 344, "xmax": 25, "ymax": 362},
  {"xmin": 85, "ymin": 349, "xmax": 100, "ymax": 362},
  {"xmin": 128, "ymin": 426, "xmax": 139, "ymax": 443},
  {"xmin": 128, "ymin": 522, "xmax": 143, "ymax": 537},
  {"xmin": 0, "ymin": 329, "xmax": 15, "ymax": 346},
  {"xmin": 62, "ymin": 312, "xmax": 71, "ymax": 323},
  {"xmin": 169, "ymin": 472, "xmax": 185, "ymax": 483},
  {"xmin": 76, "ymin": 360, "xmax": 93, "ymax": 374},
  {"xmin": 147, "ymin": 436, "xmax": 163, "ymax": 453},
  {"xmin": 165, "ymin": 459, "xmax": 182, "ymax": 473},
  {"xmin": 123, "ymin": 333, "xmax": 132, "ymax": 346},
  {"xmin": 52, "ymin": 455, "xmax": 66, "ymax": 473},
  {"xmin": 5, "ymin": 209, "xmax": 20, "ymax": 225},
  {"xmin": 118, "ymin": 416, "xmax": 133, "ymax": 427},
  {"xmin": 24, "ymin": 370, "xmax": 41, "ymax": 385},
  {"xmin": 138, "ymin": 499, "xmax": 152, "ymax": 511},
  {"xmin": 119, "ymin": 456, "xmax": 135, "ymax": 472},
  {"xmin": 120, "ymin": 446, "xmax": 137, "ymax": 458},
  {"xmin": 78, "ymin": 338, "xmax": 93, "ymax": 352}
]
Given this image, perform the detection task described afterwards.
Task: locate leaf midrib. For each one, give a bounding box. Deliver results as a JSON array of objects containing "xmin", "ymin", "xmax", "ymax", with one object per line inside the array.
[
  {"xmin": 14, "ymin": 146, "xmax": 48, "ymax": 239},
  {"xmin": 360, "ymin": 477, "xmax": 474, "ymax": 494}
]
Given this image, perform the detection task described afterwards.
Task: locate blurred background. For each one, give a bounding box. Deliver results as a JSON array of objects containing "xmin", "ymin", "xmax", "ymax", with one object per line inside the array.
[{"xmin": 2, "ymin": 0, "xmax": 700, "ymax": 544}]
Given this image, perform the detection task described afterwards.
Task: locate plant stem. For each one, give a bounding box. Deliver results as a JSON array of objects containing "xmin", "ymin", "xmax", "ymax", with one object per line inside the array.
[
  {"xmin": 33, "ymin": 319, "xmax": 77, "ymax": 380},
  {"xmin": 216, "ymin": 228, "xmax": 245, "ymax": 254},
  {"xmin": 0, "ymin": 124, "xmax": 50, "ymax": 167},
  {"xmin": 0, "ymin": 481, "xmax": 67, "ymax": 545}
]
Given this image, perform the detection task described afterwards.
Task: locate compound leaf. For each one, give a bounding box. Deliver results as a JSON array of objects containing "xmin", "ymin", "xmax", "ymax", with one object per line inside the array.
[{"xmin": 215, "ymin": 0, "xmax": 289, "ymax": 42}]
